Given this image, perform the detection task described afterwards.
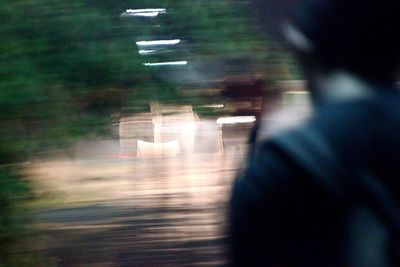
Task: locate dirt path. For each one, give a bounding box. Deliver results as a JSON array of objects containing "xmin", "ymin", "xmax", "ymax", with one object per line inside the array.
[{"xmin": 31, "ymin": 151, "xmax": 246, "ymax": 266}]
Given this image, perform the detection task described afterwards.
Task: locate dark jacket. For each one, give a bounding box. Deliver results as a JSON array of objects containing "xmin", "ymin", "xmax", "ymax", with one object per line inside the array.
[{"xmin": 229, "ymin": 88, "xmax": 400, "ymax": 266}]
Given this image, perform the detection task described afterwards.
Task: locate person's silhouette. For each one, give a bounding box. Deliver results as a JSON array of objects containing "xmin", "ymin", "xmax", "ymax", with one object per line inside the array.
[{"xmin": 229, "ymin": 1, "xmax": 400, "ymax": 266}]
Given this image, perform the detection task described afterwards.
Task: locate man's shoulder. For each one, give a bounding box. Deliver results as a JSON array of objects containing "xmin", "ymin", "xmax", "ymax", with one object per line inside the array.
[{"xmin": 257, "ymin": 97, "xmax": 386, "ymax": 148}]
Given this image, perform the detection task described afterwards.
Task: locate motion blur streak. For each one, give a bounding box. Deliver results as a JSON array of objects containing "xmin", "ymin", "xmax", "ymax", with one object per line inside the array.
[
  {"xmin": 0, "ymin": 0, "xmax": 301, "ymax": 265},
  {"xmin": 136, "ymin": 39, "xmax": 181, "ymax": 46},
  {"xmin": 121, "ymin": 8, "xmax": 167, "ymax": 17},
  {"xmin": 139, "ymin": 49, "xmax": 159, "ymax": 55},
  {"xmin": 217, "ymin": 116, "xmax": 256, "ymax": 125},
  {"xmin": 30, "ymin": 131, "xmax": 250, "ymax": 266},
  {"xmin": 143, "ymin": 61, "xmax": 188, "ymax": 66}
]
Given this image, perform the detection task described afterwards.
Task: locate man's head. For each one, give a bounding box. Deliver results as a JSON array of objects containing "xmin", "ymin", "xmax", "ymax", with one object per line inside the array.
[{"xmin": 251, "ymin": 0, "xmax": 400, "ymax": 83}]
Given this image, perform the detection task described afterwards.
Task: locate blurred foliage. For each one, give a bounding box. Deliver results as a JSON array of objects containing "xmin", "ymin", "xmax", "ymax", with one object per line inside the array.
[
  {"xmin": 0, "ymin": 0, "xmax": 299, "ymax": 264},
  {"xmin": 0, "ymin": 0, "xmax": 299, "ymax": 162}
]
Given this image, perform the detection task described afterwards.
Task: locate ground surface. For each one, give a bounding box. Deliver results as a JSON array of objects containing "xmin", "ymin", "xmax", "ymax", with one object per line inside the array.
[{"xmin": 30, "ymin": 144, "xmax": 247, "ymax": 266}]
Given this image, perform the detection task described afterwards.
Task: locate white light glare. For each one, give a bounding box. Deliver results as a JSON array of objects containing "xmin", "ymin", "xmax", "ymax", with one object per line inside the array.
[
  {"xmin": 131, "ymin": 12, "xmax": 159, "ymax": 17},
  {"xmin": 122, "ymin": 8, "xmax": 166, "ymax": 17},
  {"xmin": 138, "ymin": 49, "xmax": 158, "ymax": 55},
  {"xmin": 136, "ymin": 39, "xmax": 181, "ymax": 46},
  {"xmin": 126, "ymin": 8, "xmax": 166, "ymax": 13},
  {"xmin": 143, "ymin": 61, "xmax": 188, "ymax": 66},
  {"xmin": 201, "ymin": 104, "xmax": 224, "ymax": 108},
  {"xmin": 216, "ymin": 116, "xmax": 256, "ymax": 125}
]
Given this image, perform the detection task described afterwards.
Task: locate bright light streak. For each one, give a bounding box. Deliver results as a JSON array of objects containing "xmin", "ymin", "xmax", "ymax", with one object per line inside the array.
[
  {"xmin": 143, "ymin": 61, "xmax": 188, "ymax": 66},
  {"xmin": 138, "ymin": 49, "xmax": 158, "ymax": 55},
  {"xmin": 131, "ymin": 12, "xmax": 160, "ymax": 17},
  {"xmin": 216, "ymin": 116, "xmax": 256, "ymax": 125},
  {"xmin": 121, "ymin": 8, "xmax": 166, "ymax": 17},
  {"xmin": 136, "ymin": 39, "xmax": 181, "ymax": 46},
  {"xmin": 126, "ymin": 8, "xmax": 166, "ymax": 13},
  {"xmin": 201, "ymin": 104, "xmax": 224, "ymax": 108}
]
